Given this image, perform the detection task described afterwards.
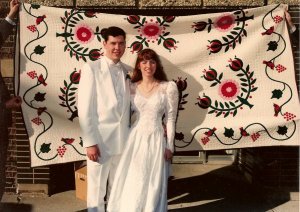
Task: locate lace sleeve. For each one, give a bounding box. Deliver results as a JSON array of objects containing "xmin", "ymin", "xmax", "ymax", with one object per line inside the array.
[{"xmin": 165, "ymin": 81, "xmax": 179, "ymax": 152}]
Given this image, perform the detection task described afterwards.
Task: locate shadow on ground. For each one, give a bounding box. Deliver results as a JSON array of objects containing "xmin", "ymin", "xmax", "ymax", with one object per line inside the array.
[
  {"xmin": 168, "ymin": 165, "xmax": 291, "ymax": 212},
  {"xmin": 0, "ymin": 203, "xmax": 32, "ymax": 212},
  {"xmin": 0, "ymin": 164, "xmax": 295, "ymax": 212}
]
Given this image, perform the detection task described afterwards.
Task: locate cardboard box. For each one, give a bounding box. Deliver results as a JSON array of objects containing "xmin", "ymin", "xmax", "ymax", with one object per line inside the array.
[{"xmin": 75, "ymin": 166, "xmax": 87, "ymax": 201}]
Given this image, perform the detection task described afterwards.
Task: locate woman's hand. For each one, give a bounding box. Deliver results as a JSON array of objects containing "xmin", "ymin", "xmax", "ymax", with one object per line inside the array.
[{"xmin": 164, "ymin": 148, "xmax": 173, "ymax": 161}]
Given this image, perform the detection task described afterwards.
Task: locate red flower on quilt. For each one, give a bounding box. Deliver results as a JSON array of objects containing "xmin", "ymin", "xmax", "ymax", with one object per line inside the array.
[
  {"xmin": 218, "ymin": 80, "xmax": 240, "ymax": 100},
  {"xmin": 276, "ymin": 64, "xmax": 286, "ymax": 73},
  {"xmin": 56, "ymin": 9, "xmax": 102, "ymax": 61},
  {"xmin": 127, "ymin": 15, "xmax": 140, "ymax": 24},
  {"xmin": 163, "ymin": 16, "xmax": 176, "ymax": 23},
  {"xmin": 196, "ymin": 96, "xmax": 211, "ymax": 109},
  {"xmin": 229, "ymin": 58, "xmax": 243, "ymax": 71},
  {"xmin": 273, "ymin": 15, "xmax": 283, "ymax": 24},
  {"xmin": 59, "ymin": 69, "xmax": 81, "ymax": 122},
  {"xmin": 273, "ymin": 103, "xmax": 281, "ymax": 117},
  {"xmin": 141, "ymin": 22, "xmax": 163, "ymax": 40},
  {"xmin": 75, "ymin": 25, "xmax": 94, "ymax": 44},
  {"xmin": 261, "ymin": 26, "xmax": 274, "ymax": 35},
  {"xmin": 192, "ymin": 21, "xmax": 208, "ymax": 32},
  {"xmin": 201, "ymin": 137, "xmax": 210, "ymax": 145},
  {"xmin": 174, "ymin": 77, "xmax": 188, "ymax": 111},
  {"xmin": 214, "ymin": 14, "xmax": 235, "ymax": 32},
  {"xmin": 27, "ymin": 71, "xmax": 37, "ymax": 79},
  {"xmin": 38, "ymin": 74, "xmax": 47, "ymax": 86},
  {"xmin": 163, "ymin": 38, "xmax": 177, "ymax": 50},
  {"xmin": 263, "ymin": 60, "xmax": 275, "ymax": 69},
  {"xmin": 84, "ymin": 11, "xmax": 96, "ymax": 18},
  {"xmin": 198, "ymin": 57, "xmax": 257, "ymax": 118},
  {"xmin": 36, "ymin": 15, "xmax": 46, "ymax": 25},
  {"xmin": 240, "ymin": 127, "xmax": 249, "ymax": 136},
  {"xmin": 37, "ymin": 107, "xmax": 47, "ymax": 116},
  {"xmin": 61, "ymin": 138, "xmax": 75, "ymax": 144},
  {"xmin": 57, "ymin": 146, "xmax": 67, "ymax": 157},
  {"xmin": 127, "ymin": 16, "xmax": 177, "ymax": 53},
  {"xmin": 283, "ymin": 112, "xmax": 296, "ymax": 121},
  {"xmin": 27, "ymin": 25, "xmax": 37, "ymax": 32},
  {"xmin": 196, "ymin": 9, "xmax": 253, "ymax": 54},
  {"xmin": 70, "ymin": 70, "xmax": 81, "ymax": 84},
  {"xmin": 31, "ymin": 117, "xmax": 42, "ymax": 125},
  {"xmin": 204, "ymin": 127, "xmax": 216, "ymax": 137},
  {"xmin": 207, "ymin": 40, "xmax": 222, "ymax": 53},
  {"xmin": 251, "ymin": 132, "xmax": 260, "ymax": 142},
  {"xmin": 89, "ymin": 49, "xmax": 103, "ymax": 61}
]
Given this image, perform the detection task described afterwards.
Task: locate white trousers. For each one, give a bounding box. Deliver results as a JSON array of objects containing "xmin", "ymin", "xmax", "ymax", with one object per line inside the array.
[{"xmin": 87, "ymin": 154, "xmax": 121, "ymax": 212}]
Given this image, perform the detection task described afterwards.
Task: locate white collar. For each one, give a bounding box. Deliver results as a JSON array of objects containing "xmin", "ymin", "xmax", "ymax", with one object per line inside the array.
[{"xmin": 104, "ymin": 56, "xmax": 121, "ymax": 68}]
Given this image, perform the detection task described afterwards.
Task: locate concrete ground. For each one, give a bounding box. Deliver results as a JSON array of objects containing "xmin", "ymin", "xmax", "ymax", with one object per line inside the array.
[{"xmin": 0, "ymin": 160, "xmax": 299, "ymax": 212}]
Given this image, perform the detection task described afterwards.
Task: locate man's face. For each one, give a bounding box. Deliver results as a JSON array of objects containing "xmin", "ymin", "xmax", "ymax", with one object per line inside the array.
[{"xmin": 103, "ymin": 35, "xmax": 126, "ymax": 63}]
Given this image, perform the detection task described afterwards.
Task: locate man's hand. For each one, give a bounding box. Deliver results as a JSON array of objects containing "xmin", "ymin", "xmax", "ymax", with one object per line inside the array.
[
  {"xmin": 7, "ymin": 0, "xmax": 20, "ymax": 20},
  {"xmin": 5, "ymin": 96, "xmax": 22, "ymax": 109},
  {"xmin": 164, "ymin": 148, "xmax": 173, "ymax": 161},
  {"xmin": 86, "ymin": 145, "xmax": 101, "ymax": 162}
]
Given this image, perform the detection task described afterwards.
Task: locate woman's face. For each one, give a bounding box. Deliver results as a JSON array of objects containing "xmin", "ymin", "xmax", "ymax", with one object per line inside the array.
[{"xmin": 139, "ymin": 59, "xmax": 157, "ymax": 78}]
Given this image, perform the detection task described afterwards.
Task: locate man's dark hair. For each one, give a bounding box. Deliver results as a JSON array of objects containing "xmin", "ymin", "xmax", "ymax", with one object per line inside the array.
[{"xmin": 101, "ymin": 26, "xmax": 126, "ymax": 41}]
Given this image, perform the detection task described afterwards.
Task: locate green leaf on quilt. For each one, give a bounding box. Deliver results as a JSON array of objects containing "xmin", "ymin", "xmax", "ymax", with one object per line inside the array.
[
  {"xmin": 225, "ymin": 102, "xmax": 230, "ymax": 108},
  {"xmin": 267, "ymin": 41, "xmax": 278, "ymax": 51},
  {"xmin": 224, "ymin": 111, "xmax": 230, "ymax": 118},
  {"xmin": 31, "ymin": 4, "xmax": 40, "ymax": 9},
  {"xmin": 271, "ymin": 89, "xmax": 283, "ymax": 99},
  {"xmin": 210, "ymin": 82, "xmax": 218, "ymax": 87},
  {"xmin": 229, "ymin": 101, "xmax": 235, "ymax": 107},
  {"xmin": 34, "ymin": 45, "xmax": 46, "ymax": 55},
  {"xmin": 224, "ymin": 127, "xmax": 234, "ymax": 138},
  {"xmin": 277, "ymin": 126, "xmax": 288, "ymax": 135},
  {"xmin": 40, "ymin": 143, "xmax": 51, "ymax": 153},
  {"xmin": 215, "ymin": 100, "xmax": 218, "ymax": 107},
  {"xmin": 218, "ymin": 73, "xmax": 223, "ymax": 81},
  {"xmin": 60, "ymin": 87, "xmax": 66, "ymax": 94},
  {"xmin": 220, "ymin": 102, "xmax": 224, "ymax": 109}
]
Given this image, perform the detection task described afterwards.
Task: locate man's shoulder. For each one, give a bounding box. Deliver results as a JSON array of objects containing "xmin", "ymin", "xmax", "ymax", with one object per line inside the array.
[
  {"xmin": 83, "ymin": 60, "xmax": 102, "ymax": 72},
  {"xmin": 120, "ymin": 62, "xmax": 132, "ymax": 72}
]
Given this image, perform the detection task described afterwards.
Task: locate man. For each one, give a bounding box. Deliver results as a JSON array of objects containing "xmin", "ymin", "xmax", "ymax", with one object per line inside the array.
[
  {"xmin": 78, "ymin": 27, "xmax": 131, "ymax": 212},
  {"xmin": 0, "ymin": 0, "xmax": 22, "ymax": 199}
]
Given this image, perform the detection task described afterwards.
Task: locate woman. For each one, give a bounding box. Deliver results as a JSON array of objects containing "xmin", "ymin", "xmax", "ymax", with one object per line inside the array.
[{"xmin": 107, "ymin": 48, "xmax": 178, "ymax": 212}]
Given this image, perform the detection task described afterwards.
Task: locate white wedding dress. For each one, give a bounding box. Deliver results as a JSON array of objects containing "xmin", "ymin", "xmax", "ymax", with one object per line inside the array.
[{"xmin": 107, "ymin": 81, "xmax": 178, "ymax": 212}]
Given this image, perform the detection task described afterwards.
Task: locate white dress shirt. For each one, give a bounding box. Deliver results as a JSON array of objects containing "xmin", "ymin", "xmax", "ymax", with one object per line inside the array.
[
  {"xmin": 105, "ymin": 56, "xmax": 125, "ymax": 114},
  {"xmin": 5, "ymin": 16, "xmax": 16, "ymax": 25}
]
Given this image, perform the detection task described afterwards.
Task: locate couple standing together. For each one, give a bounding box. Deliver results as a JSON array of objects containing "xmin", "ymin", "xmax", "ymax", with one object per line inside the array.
[{"xmin": 78, "ymin": 26, "xmax": 178, "ymax": 212}]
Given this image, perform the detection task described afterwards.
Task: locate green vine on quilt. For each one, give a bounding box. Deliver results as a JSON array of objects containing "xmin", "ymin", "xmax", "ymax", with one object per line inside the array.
[
  {"xmin": 23, "ymin": 3, "xmax": 85, "ymax": 161},
  {"xmin": 193, "ymin": 9, "xmax": 253, "ymax": 54},
  {"xmin": 174, "ymin": 8, "xmax": 255, "ymax": 148},
  {"xmin": 56, "ymin": 9, "xmax": 103, "ymax": 62}
]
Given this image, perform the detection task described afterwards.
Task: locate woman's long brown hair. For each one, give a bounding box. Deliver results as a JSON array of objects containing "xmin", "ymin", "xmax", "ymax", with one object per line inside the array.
[{"xmin": 131, "ymin": 48, "xmax": 168, "ymax": 83}]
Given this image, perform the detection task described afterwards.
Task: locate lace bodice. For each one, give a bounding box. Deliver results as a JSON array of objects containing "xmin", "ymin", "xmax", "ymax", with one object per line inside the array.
[{"xmin": 130, "ymin": 81, "xmax": 179, "ymax": 152}]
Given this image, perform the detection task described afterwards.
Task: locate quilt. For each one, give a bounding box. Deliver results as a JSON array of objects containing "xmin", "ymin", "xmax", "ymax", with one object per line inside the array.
[{"xmin": 16, "ymin": 3, "xmax": 300, "ymax": 166}]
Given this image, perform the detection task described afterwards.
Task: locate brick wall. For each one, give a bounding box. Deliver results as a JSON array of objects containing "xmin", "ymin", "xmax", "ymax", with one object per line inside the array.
[{"xmin": 1, "ymin": 0, "xmax": 299, "ymax": 194}]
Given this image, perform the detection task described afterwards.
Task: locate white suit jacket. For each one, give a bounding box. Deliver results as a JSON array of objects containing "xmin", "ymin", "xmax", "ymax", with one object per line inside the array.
[{"xmin": 78, "ymin": 58, "xmax": 131, "ymax": 156}]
